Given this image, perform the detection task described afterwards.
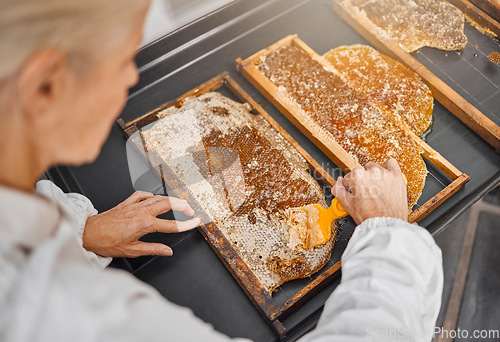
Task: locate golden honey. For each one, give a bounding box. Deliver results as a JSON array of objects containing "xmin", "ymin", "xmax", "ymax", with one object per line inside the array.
[
  {"xmin": 257, "ymin": 45, "xmax": 428, "ymax": 208},
  {"xmin": 202, "ymin": 125, "xmax": 322, "ymax": 216},
  {"xmin": 324, "ymin": 45, "xmax": 434, "ymax": 136}
]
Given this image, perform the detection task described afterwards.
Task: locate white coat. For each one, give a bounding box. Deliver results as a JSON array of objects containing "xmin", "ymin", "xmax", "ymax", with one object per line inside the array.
[{"xmin": 0, "ymin": 180, "xmax": 443, "ymax": 341}]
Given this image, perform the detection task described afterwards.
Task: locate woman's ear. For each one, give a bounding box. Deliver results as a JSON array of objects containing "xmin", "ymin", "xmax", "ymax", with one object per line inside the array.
[{"xmin": 17, "ymin": 48, "xmax": 71, "ymax": 123}]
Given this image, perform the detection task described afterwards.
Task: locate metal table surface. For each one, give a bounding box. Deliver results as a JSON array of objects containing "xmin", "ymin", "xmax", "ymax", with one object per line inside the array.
[{"xmin": 47, "ymin": 0, "xmax": 500, "ymax": 340}]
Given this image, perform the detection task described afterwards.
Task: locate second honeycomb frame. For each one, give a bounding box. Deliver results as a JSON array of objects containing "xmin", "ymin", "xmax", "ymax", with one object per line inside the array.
[{"xmin": 236, "ymin": 35, "xmax": 470, "ymax": 223}]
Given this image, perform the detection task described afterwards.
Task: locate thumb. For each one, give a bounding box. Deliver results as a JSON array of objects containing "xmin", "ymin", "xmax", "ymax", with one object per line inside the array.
[{"xmin": 134, "ymin": 242, "xmax": 173, "ymax": 257}]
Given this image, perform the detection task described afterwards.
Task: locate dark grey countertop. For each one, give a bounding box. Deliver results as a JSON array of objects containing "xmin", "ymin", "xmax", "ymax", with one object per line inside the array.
[{"xmin": 47, "ymin": 0, "xmax": 500, "ymax": 340}]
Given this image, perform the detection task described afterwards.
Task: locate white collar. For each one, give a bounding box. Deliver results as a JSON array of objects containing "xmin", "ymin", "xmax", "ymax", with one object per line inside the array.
[{"xmin": 0, "ymin": 185, "xmax": 61, "ymax": 249}]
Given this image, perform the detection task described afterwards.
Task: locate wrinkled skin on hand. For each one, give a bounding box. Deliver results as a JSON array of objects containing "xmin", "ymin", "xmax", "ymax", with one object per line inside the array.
[
  {"xmin": 83, "ymin": 191, "xmax": 200, "ymax": 258},
  {"xmin": 332, "ymin": 158, "xmax": 408, "ymax": 225}
]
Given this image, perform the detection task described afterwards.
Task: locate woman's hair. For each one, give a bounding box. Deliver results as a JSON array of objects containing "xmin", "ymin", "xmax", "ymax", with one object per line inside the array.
[{"xmin": 0, "ymin": 0, "xmax": 149, "ymax": 79}]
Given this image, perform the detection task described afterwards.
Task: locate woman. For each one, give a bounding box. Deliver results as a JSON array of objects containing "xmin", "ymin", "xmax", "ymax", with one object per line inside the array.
[{"xmin": 0, "ymin": 0, "xmax": 443, "ymax": 341}]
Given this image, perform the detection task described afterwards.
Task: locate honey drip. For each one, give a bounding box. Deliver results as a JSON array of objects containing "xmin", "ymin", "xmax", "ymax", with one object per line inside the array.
[
  {"xmin": 257, "ymin": 45, "xmax": 428, "ymax": 208},
  {"xmin": 344, "ymin": 0, "xmax": 468, "ymax": 52}
]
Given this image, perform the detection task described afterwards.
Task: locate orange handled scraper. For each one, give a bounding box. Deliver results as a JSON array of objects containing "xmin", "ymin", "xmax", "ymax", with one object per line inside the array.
[
  {"xmin": 289, "ymin": 173, "xmax": 406, "ymax": 249},
  {"xmin": 301, "ymin": 198, "xmax": 348, "ymax": 247}
]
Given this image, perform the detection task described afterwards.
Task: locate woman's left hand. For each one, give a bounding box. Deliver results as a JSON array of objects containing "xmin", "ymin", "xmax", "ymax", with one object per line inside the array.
[{"xmin": 82, "ymin": 191, "xmax": 201, "ymax": 258}]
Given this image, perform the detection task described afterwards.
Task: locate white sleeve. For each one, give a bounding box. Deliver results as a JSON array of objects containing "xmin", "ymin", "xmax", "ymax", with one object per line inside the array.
[
  {"xmin": 36, "ymin": 180, "xmax": 112, "ymax": 270},
  {"xmin": 301, "ymin": 217, "xmax": 443, "ymax": 342},
  {"xmin": 36, "ymin": 255, "xmax": 253, "ymax": 342}
]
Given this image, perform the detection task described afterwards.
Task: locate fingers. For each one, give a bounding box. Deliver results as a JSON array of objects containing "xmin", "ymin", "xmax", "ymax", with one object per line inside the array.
[
  {"xmin": 131, "ymin": 196, "xmax": 200, "ymax": 235},
  {"xmin": 142, "ymin": 196, "xmax": 195, "ymax": 217},
  {"xmin": 364, "ymin": 162, "xmax": 382, "ymax": 170},
  {"xmin": 342, "ymin": 167, "xmax": 363, "ymax": 194},
  {"xmin": 150, "ymin": 217, "xmax": 201, "ymax": 234},
  {"xmin": 342, "ymin": 168, "xmax": 356, "ymax": 184},
  {"xmin": 383, "ymin": 158, "xmax": 407, "ymax": 185},
  {"xmin": 383, "ymin": 158, "xmax": 401, "ymax": 173},
  {"xmin": 331, "ymin": 177, "xmax": 349, "ymax": 201},
  {"xmin": 119, "ymin": 191, "xmax": 155, "ymax": 207},
  {"xmin": 133, "ymin": 242, "xmax": 173, "ymax": 257}
]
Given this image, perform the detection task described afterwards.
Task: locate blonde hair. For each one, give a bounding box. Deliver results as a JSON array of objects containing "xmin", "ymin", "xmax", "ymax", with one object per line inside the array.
[{"xmin": 0, "ymin": 0, "xmax": 149, "ymax": 79}]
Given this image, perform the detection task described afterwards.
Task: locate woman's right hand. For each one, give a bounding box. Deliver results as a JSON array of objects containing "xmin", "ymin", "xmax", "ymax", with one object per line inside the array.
[
  {"xmin": 83, "ymin": 191, "xmax": 200, "ymax": 258},
  {"xmin": 331, "ymin": 158, "xmax": 408, "ymax": 225}
]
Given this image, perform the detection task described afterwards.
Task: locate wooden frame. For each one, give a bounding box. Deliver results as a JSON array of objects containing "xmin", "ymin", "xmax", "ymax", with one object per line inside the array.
[
  {"xmin": 117, "ymin": 73, "xmax": 348, "ymax": 339},
  {"xmin": 331, "ymin": 0, "xmax": 500, "ymax": 152},
  {"xmin": 236, "ymin": 35, "xmax": 470, "ymax": 223},
  {"xmin": 448, "ymin": 0, "xmax": 500, "ymax": 37}
]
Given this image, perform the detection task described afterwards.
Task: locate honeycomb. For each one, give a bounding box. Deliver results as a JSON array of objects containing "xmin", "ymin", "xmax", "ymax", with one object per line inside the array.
[
  {"xmin": 142, "ymin": 92, "xmax": 337, "ymax": 293},
  {"xmin": 343, "ymin": 0, "xmax": 468, "ymax": 52},
  {"xmin": 257, "ymin": 45, "xmax": 428, "ymax": 209},
  {"xmin": 324, "ymin": 45, "xmax": 434, "ymax": 136},
  {"xmin": 284, "ymin": 205, "xmax": 321, "ymax": 251},
  {"xmin": 488, "ymin": 51, "xmax": 500, "ymax": 64}
]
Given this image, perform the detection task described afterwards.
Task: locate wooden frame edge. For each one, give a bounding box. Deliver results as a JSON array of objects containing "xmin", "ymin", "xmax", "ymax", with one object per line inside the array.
[
  {"xmin": 236, "ymin": 36, "xmax": 470, "ymax": 225},
  {"xmin": 224, "ymin": 75, "xmax": 346, "ymax": 323},
  {"xmin": 237, "ymin": 34, "xmax": 298, "ymax": 69},
  {"xmin": 333, "ymin": 0, "xmax": 500, "ymax": 151},
  {"xmin": 448, "ymin": 0, "xmax": 500, "ymax": 37},
  {"xmin": 409, "ymin": 173, "xmax": 470, "ymax": 222},
  {"xmin": 236, "ymin": 61, "xmax": 363, "ymax": 173}
]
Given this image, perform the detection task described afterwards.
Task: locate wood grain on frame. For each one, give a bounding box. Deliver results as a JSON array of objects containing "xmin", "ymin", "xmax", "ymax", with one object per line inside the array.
[
  {"xmin": 333, "ymin": 0, "xmax": 500, "ymax": 151},
  {"xmin": 449, "ymin": 0, "xmax": 500, "ymax": 35},
  {"xmin": 236, "ymin": 35, "xmax": 470, "ymax": 223}
]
